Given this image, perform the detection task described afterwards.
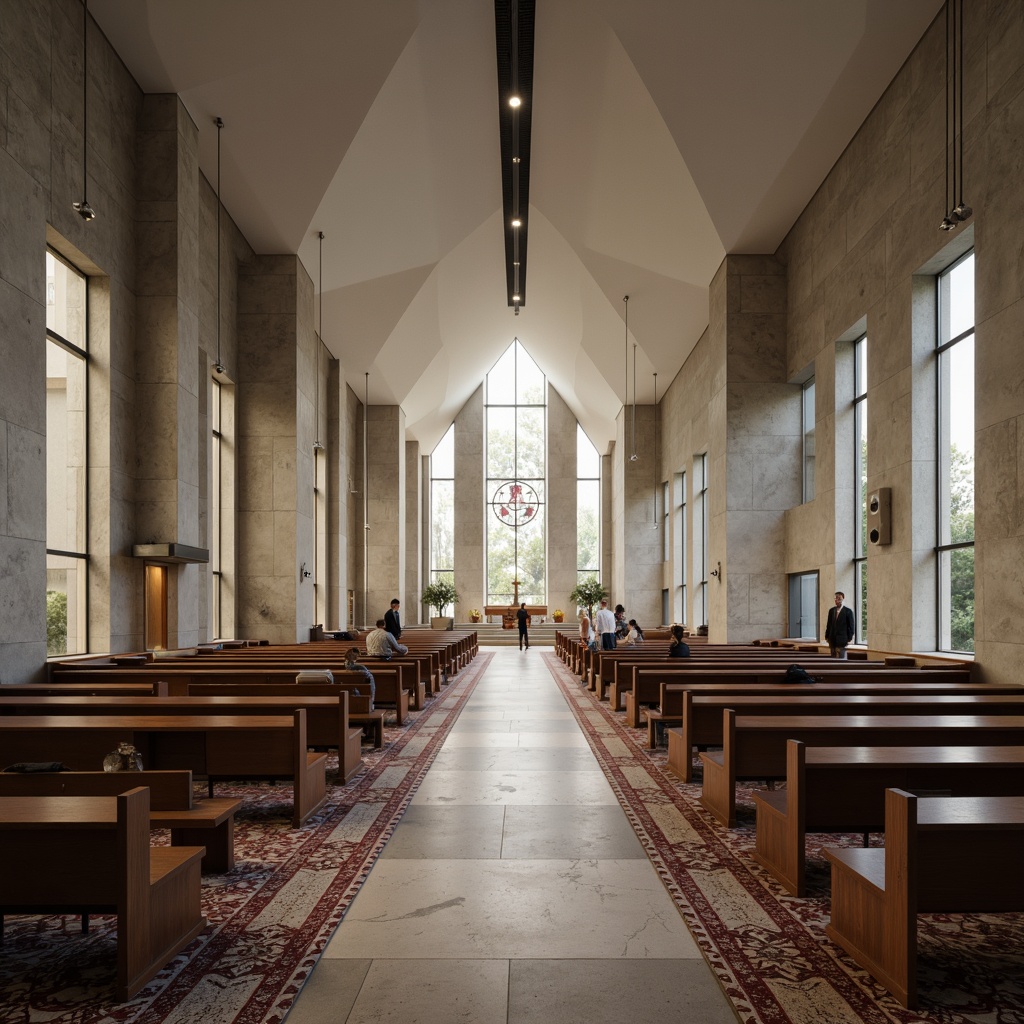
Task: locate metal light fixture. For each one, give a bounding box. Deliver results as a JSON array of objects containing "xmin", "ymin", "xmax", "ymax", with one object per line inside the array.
[
  {"xmin": 313, "ymin": 230, "xmax": 324, "ymax": 451},
  {"xmin": 72, "ymin": 0, "xmax": 96, "ymax": 221},
  {"xmin": 214, "ymin": 116, "xmax": 226, "ymax": 375},
  {"xmin": 940, "ymin": 0, "xmax": 971, "ymax": 231},
  {"xmin": 652, "ymin": 371, "xmax": 659, "ymax": 528}
]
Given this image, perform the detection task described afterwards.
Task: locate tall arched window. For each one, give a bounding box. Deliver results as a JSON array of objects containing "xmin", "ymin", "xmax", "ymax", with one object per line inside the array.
[
  {"xmin": 486, "ymin": 340, "xmax": 546, "ymax": 605},
  {"xmin": 430, "ymin": 424, "xmax": 455, "ymax": 586},
  {"xmin": 46, "ymin": 249, "xmax": 88, "ymax": 656},
  {"xmin": 577, "ymin": 425, "xmax": 600, "ymax": 590}
]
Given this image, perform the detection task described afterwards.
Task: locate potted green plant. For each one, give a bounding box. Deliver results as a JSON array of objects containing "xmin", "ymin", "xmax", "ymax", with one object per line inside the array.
[
  {"xmin": 569, "ymin": 577, "xmax": 608, "ymax": 623},
  {"xmin": 422, "ymin": 578, "xmax": 460, "ymax": 630}
]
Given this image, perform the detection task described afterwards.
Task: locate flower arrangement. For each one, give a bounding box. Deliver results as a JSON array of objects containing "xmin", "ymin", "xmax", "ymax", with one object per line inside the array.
[
  {"xmin": 553, "ymin": 608, "xmax": 564, "ymax": 622},
  {"xmin": 469, "ymin": 608, "xmax": 481, "ymax": 622}
]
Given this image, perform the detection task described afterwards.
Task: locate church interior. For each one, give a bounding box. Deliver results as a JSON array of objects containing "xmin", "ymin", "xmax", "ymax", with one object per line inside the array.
[{"xmin": 2, "ymin": 0, "xmax": 1024, "ymax": 1021}]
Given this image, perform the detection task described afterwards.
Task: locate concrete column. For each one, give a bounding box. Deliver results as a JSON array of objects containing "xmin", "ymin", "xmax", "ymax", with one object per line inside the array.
[
  {"xmin": 135, "ymin": 95, "xmax": 203, "ymax": 648},
  {"xmin": 236, "ymin": 254, "xmax": 313, "ymax": 643},
  {"xmin": 546, "ymin": 383, "xmax": 576, "ymax": 619},
  {"xmin": 364, "ymin": 405, "xmax": 405, "ymax": 624},
  {"xmin": 720, "ymin": 255, "xmax": 795, "ymax": 643},
  {"xmin": 454, "ymin": 385, "xmax": 484, "ymax": 617}
]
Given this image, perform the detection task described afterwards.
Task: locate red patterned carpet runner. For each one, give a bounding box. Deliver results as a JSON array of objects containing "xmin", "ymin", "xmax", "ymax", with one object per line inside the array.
[
  {"xmin": 541, "ymin": 652, "xmax": 1024, "ymax": 1024},
  {"xmin": 0, "ymin": 653, "xmax": 491, "ymax": 1024}
]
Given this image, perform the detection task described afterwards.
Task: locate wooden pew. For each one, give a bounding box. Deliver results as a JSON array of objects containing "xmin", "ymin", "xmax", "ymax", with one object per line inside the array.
[
  {"xmin": 181, "ymin": 684, "xmax": 387, "ymax": 747},
  {"xmin": 655, "ymin": 687, "xmax": 1024, "ymax": 758},
  {"xmin": 0, "ymin": 788, "xmax": 205, "ymax": 1000},
  {"xmin": 694, "ymin": 711, "xmax": 1024, "ymax": 827},
  {"xmin": 618, "ymin": 663, "xmax": 972, "ymax": 720},
  {"xmin": 0, "ymin": 769, "xmax": 239, "ymax": 873},
  {"xmin": 0, "ymin": 711, "xmax": 328, "ymax": 827},
  {"xmin": 824, "ymin": 788, "xmax": 1024, "ymax": 1008},
  {"xmin": 753, "ymin": 741, "xmax": 1024, "ymax": 895},
  {"xmin": 0, "ymin": 681, "xmax": 169, "ymax": 696},
  {"xmin": 0, "ymin": 693, "xmax": 365, "ymax": 781}
]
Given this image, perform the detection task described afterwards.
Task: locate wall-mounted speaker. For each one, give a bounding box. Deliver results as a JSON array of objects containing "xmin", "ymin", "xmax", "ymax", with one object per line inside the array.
[{"xmin": 868, "ymin": 487, "xmax": 891, "ymax": 545}]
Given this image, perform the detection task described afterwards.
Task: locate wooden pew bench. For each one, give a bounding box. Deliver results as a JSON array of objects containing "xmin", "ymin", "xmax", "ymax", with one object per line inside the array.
[
  {"xmin": 824, "ymin": 788, "xmax": 1024, "ymax": 1008},
  {"xmin": 654, "ymin": 687, "xmax": 1024, "ymax": 759},
  {"xmin": 693, "ymin": 710, "xmax": 1024, "ymax": 827},
  {"xmin": 0, "ymin": 693, "xmax": 365, "ymax": 780},
  {"xmin": 0, "ymin": 711, "xmax": 328, "ymax": 827},
  {"xmin": 752, "ymin": 740, "xmax": 1024, "ymax": 895},
  {"xmin": 0, "ymin": 768, "xmax": 240, "ymax": 873},
  {"xmin": 0, "ymin": 788, "xmax": 205, "ymax": 1000},
  {"xmin": 619, "ymin": 663, "xmax": 971, "ymax": 723}
]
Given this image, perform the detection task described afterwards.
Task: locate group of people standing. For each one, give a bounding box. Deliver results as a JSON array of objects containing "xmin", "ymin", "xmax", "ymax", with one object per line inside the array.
[{"xmin": 580, "ymin": 599, "xmax": 644, "ymax": 651}]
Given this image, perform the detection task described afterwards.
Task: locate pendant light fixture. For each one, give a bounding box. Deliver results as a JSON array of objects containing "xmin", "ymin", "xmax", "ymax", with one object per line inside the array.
[
  {"xmin": 630, "ymin": 341, "xmax": 638, "ymax": 461},
  {"xmin": 940, "ymin": 0, "xmax": 971, "ymax": 230},
  {"xmin": 214, "ymin": 117, "xmax": 225, "ymax": 375},
  {"xmin": 652, "ymin": 372, "xmax": 659, "ymax": 528},
  {"xmin": 362, "ymin": 371, "xmax": 369, "ymax": 626},
  {"xmin": 313, "ymin": 231, "xmax": 324, "ymax": 451},
  {"xmin": 72, "ymin": 0, "xmax": 96, "ymax": 221},
  {"xmin": 623, "ymin": 295, "xmax": 638, "ymax": 462}
]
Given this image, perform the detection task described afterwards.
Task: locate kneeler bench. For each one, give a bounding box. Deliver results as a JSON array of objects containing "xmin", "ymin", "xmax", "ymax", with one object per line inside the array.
[
  {"xmin": 824, "ymin": 788, "xmax": 1024, "ymax": 1008},
  {"xmin": 0, "ymin": 769, "xmax": 239, "ymax": 873},
  {"xmin": 0, "ymin": 788, "xmax": 205, "ymax": 1001}
]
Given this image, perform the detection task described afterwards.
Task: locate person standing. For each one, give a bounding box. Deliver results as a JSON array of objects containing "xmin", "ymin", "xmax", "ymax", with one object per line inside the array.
[
  {"xmin": 384, "ymin": 598, "xmax": 402, "ymax": 640},
  {"xmin": 594, "ymin": 598, "xmax": 617, "ymax": 651},
  {"xmin": 825, "ymin": 591, "xmax": 856, "ymax": 659},
  {"xmin": 516, "ymin": 602, "xmax": 530, "ymax": 650}
]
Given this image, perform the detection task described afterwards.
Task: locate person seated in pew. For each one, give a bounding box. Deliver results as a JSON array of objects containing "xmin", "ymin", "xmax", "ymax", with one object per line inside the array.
[
  {"xmin": 668, "ymin": 623, "xmax": 690, "ymax": 658},
  {"xmin": 366, "ymin": 620, "xmax": 408, "ymax": 661},
  {"xmin": 344, "ymin": 647, "xmax": 376, "ymax": 706},
  {"xmin": 620, "ymin": 619, "xmax": 644, "ymax": 646}
]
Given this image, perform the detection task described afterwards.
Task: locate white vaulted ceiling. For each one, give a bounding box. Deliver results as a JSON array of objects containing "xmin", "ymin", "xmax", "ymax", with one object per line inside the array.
[{"xmin": 90, "ymin": 0, "xmax": 942, "ymax": 454}]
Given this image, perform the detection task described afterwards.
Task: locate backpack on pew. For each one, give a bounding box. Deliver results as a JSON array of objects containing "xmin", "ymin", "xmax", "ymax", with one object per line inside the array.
[{"xmin": 782, "ymin": 664, "xmax": 819, "ymax": 684}]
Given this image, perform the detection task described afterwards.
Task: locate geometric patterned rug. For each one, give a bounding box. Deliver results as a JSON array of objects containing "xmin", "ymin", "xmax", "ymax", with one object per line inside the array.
[
  {"xmin": 541, "ymin": 652, "xmax": 1024, "ymax": 1024},
  {"xmin": 0, "ymin": 653, "xmax": 491, "ymax": 1024}
]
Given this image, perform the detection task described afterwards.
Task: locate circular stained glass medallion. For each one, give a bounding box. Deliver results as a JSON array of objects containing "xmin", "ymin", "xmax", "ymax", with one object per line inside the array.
[{"xmin": 490, "ymin": 480, "xmax": 541, "ymax": 528}]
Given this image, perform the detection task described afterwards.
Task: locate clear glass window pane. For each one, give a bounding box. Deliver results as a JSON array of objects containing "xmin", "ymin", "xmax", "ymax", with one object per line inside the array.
[
  {"xmin": 45, "ymin": 251, "xmax": 87, "ymax": 350},
  {"xmin": 431, "ymin": 479, "xmax": 455, "ymax": 572},
  {"xmin": 802, "ymin": 378, "xmax": 815, "ymax": 503},
  {"xmin": 516, "ymin": 344, "xmax": 546, "ymax": 405},
  {"xmin": 939, "ymin": 547, "xmax": 974, "ymax": 653},
  {"xmin": 577, "ymin": 479, "xmax": 599, "ymax": 571},
  {"xmin": 46, "ymin": 339, "xmax": 87, "ymax": 553},
  {"xmin": 486, "ymin": 345, "xmax": 516, "ymax": 405},
  {"xmin": 516, "ymin": 407, "xmax": 545, "ymax": 478},
  {"xmin": 487, "ymin": 407, "xmax": 515, "ymax": 478},
  {"xmin": 577, "ymin": 424, "xmax": 600, "ymax": 478},
  {"xmin": 856, "ymin": 559, "xmax": 868, "ymax": 645},
  {"xmin": 432, "ymin": 423, "xmax": 455, "ymax": 479},
  {"xmin": 939, "ymin": 337, "xmax": 975, "ymax": 545},
  {"xmin": 942, "ymin": 253, "xmax": 975, "ymax": 343},
  {"xmin": 47, "ymin": 553, "xmax": 87, "ymax": 656}
]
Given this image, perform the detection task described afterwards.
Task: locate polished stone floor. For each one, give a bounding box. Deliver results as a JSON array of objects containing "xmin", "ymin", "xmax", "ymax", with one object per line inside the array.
[{"xmin": 285, "ymin": 648, "xmax": 738, "ymax": 1023}]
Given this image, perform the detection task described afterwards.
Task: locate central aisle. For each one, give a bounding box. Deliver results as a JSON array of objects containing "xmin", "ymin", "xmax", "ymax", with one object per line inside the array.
[{"xmin": 286, "ymin": 648, "xmax": 737, "ymax": 1023}]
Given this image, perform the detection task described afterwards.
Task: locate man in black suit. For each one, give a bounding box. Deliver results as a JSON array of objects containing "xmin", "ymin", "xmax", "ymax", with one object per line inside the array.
[
  {"xmin": 384, "ymin": 598, "xmax": 402, "ymax": 640},
  {"xmin": 825, "ymin": 591, "xmax": 856, "ymax": 658}
]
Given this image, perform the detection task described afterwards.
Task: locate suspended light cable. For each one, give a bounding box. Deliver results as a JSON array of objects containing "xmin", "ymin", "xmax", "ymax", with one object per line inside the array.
[
  {"xmin": 214, "ymin": 117, "xmax": 225, "ymax": 374},
  {"xmin": 313, "ymin": 231, "xmax": 324, "ymax": 451},
  {"xmin": 72, "ymin": 0, "xmax": 96, "ymax": 220},
  {"xmin": 362, "ymin": 371, "xmax": 369, "ymax": 626},
  {"xmin": 630, "ymin": 342, "xmax": 638, "ymax": 461},
  {"xmin": 953, "ymin": 0, "xmax": 971, "ymax": 222},
  {"xmin": 652, "ymin": 372, "xmax": 659, "ymax": 528}
]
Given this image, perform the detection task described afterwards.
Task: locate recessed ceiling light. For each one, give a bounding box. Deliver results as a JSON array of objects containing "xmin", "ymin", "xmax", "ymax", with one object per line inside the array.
[
  {"xmin": 512, "ymin": 218, "xmax": 521, "ymax": 228},
  {"xmin": 509, "ymin": 96, "xmax": 522, "ymax": 108},
  {"xmin": 512, "ymin": 294, "xmax": 521, "ymax": 302},
  {"xmin": 512, "ymin": 157, "xmax": 520, "ymax": 164}
]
